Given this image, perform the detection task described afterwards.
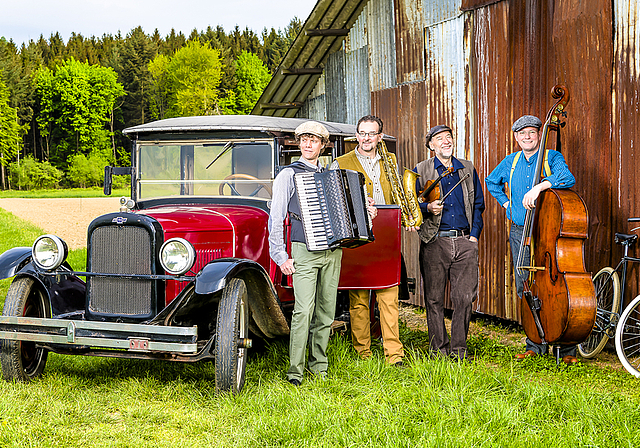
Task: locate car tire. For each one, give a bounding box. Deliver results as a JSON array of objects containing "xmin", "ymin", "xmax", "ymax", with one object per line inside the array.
[
  {"xmin": 215, "ymin": 278, "xmax": 249, "ymax": 394},
  {"xmin": 1, "ymin": 277, "xmax": 50, "ymax": 382}
]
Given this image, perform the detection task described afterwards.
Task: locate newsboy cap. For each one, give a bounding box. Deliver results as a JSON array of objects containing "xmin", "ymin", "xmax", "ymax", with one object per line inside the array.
[
  {"xmin": 295, "ymin": 121, "xmax": 330, "ymax": 140},
  {"xmin": 511, "ymin": 115, "xmax": 542, "ymax": 132},
  {"xmin": 425, "ymin": 125, "xmax": 453, "ymax": 147}
]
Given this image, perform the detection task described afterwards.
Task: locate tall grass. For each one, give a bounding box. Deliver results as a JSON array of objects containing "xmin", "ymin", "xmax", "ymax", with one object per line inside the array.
[{"xmin": 0, "ymin": 208, "xmax": 638, "ymax": 447}]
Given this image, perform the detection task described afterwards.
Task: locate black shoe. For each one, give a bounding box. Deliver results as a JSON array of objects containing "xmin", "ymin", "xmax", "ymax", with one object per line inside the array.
[
  {"xmin": 288, "ymin": 378, "xmax": 301, "ymax": 386},
  {"xmin": 394, "ymin": 361, "xmax": 406, "ymax": 368}
]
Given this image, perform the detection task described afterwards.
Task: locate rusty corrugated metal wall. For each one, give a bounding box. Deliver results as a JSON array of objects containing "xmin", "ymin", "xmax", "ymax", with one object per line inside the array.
[
  {"xmin": 613, "ymin": 0, "xmax": 640, "ymax": 305},
  {"xmin": 296, "ymin": 0, "xmax": 640, "ymax": 320}
]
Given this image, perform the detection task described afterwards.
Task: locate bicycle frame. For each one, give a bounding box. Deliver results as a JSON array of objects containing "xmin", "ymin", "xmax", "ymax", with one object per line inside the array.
[{"xmin": 595, "ymin": 232, "xmax": 640, "ymax": 337}]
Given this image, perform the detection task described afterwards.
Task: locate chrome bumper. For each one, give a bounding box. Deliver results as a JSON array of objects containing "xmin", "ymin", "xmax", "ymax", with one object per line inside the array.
[{"xmin": 0, "ymin": 316, "xmax": 198, "ymax": 353}]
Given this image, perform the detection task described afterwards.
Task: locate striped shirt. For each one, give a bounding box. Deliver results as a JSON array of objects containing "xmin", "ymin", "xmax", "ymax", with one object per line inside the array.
[
  {"xmin": 485, "ymin": 149, "xmax": 575, "ymax": 226},
  {"xmin": 330, "ymin": 148, "xmax": 386, "ymax": 205}
]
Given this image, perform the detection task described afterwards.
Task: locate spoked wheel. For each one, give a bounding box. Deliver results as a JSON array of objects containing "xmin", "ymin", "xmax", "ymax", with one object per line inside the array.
[
  {"xmin": 215, "ymin": 278, "xmax": 250, "ymax": 394},
  {"xmin": 578, "ymin": 267, "xmax": 621, "ymax": 358},
  {"xmin": 616, "ymin": 295, "xmax": 640, "ymax": 377},
  {"xmin": 1, "ymin": 277, "xmax": 50, "ymax": 381}
]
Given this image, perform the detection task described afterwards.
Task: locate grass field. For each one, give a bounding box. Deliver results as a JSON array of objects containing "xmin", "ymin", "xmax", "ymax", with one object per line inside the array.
[
  {"xmin": 0, "ymin": 208, "xmax": 638, "ymax": 447},
  {"xmin": 0, "ymin": 187, "xmax": 130, "ymax": 199}
]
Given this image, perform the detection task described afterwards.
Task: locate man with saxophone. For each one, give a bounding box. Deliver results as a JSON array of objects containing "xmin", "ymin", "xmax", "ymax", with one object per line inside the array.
[
  {"xmin": 330, "ymin": 115, "xmax": 405, "ymax": 367},
  {"xmin": 412, "ymin": 124, "xmax": 485, "ymax": 361}
]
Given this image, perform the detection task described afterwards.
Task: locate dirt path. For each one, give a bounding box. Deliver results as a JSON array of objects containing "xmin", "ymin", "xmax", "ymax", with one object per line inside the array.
[{"xmin": 0, "ymin": 197, "xmax": 121, "ymax": 249}]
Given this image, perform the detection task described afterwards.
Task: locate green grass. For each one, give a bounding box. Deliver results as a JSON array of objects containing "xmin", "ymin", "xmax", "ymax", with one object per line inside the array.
[
  {"xmin": 0, "ymin": 207, "xmax": 639, "ymax": 447},
  {"xmin": 0, "ymin": 187, "xmax": 130, "ymax": 198}
]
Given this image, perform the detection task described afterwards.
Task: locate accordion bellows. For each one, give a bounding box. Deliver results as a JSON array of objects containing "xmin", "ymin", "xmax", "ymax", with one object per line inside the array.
[{"xmin": 294, "ymin": 169, "xmax": 375, "ymax": 251}]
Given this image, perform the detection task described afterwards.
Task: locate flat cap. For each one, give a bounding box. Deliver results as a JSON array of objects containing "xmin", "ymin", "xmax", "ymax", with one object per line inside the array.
[
  {"xmin": 295, "ymin": 121, "xmax": 329, "ymax": 140},
  {"xmin": 425, "ymin": 125, "xmax": 453, "ymax": 146},
  {"xmin": 512, "ymin": 115, "xmax": 542, "ymax": 132}
]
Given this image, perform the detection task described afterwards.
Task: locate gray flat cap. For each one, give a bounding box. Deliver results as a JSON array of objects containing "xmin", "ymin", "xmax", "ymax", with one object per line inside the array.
[
  {"xmin": 425, "ymin": 124, "xmax": 453, "ymax": 146},
  {"xmin": 295, "ymin": 121, "xmax": 329, "ymax": 140},
  {"xmin": 512, "ymin": 115, "xmax": 542, "ymax": 132}
]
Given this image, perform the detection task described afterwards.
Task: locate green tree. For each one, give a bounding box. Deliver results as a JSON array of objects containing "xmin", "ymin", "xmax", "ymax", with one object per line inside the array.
[
  {"xmin": 225, "ymin": 51, "xmax": 270, "ymax": 114},
  {"xmin": 33, "ymin": 58, "xmax": 125, "ymax": 167},
  {"xmin": 0, "ymin": 74, "xmax": 22, "ymax": 166},
  {"xmin": 147, "ymin": 54, "xmax": 170, "ymax": 121},
  {"xmin": 118, "ymin": 27, "xmax": 157, "ymax": 126},
  {"xmin": 165, "ymin": 41, "xmax": 223, "ymax": 117}
]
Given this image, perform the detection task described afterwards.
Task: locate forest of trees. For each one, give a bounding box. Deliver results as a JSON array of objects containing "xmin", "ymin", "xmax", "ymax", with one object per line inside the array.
[{"xmin": 0, "ymin": 19, "xmax": 302, "ymax": 189}]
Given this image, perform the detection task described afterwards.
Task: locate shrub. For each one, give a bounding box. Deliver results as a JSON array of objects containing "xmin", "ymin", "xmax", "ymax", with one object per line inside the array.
[
  {"xmin": 8, "ymin": 157, "xmax": 63, "ymax": 190},
  {"xmin": 67, "ymin": 152, "xmax": 110, "ymax": 188}
]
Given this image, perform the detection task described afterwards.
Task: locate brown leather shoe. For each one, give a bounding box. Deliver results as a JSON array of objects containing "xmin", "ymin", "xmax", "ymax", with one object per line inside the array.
[
  {"xmin": 514, "ymin": 350, "xmax": 537, "ymax": 360},
  {"xmin": 562, "ymin": 355, "xmax": 579, "ymax": 365}
]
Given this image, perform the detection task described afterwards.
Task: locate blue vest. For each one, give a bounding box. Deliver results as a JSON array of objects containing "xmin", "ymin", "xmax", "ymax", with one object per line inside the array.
[{"xmin": 288, "ymin": 161, "xmax": 321, "ymax": 244}]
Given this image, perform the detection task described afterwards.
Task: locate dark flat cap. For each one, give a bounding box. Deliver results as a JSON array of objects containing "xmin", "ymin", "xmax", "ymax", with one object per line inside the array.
[
  {"xmin": 512, "ymin": 115, "xmax": 542, "ymax": 132},
  {"xmin": 425, "ymin": 125, "xmax": 453, "ymax": 146}
]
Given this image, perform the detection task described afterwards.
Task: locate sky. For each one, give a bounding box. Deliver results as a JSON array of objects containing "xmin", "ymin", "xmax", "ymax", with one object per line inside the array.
[{"xmin": 1, "ymin": 0, "xmax": 319, "ymax": 47}]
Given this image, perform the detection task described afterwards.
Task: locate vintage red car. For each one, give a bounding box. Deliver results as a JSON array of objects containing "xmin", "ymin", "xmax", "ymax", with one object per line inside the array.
[{"xmin": 0, "ymin": 115, "xmax": 403, "ymax": 394}]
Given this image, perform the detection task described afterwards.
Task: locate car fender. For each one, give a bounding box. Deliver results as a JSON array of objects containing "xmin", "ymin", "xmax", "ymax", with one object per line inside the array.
[
  {"xmin": 10, "ymin": 265, "xmax": 86, "ymax": 317},
  {"xmin": 0, "ymin": 246, "xmax": 86, "ymax": 316},
  {"xmin": 195, "ymin": 258, "xmax": 289, "ymax": 338},
  {"xmin": 0, "ymin": 247, "xmax": 32, "ymax": 280}
]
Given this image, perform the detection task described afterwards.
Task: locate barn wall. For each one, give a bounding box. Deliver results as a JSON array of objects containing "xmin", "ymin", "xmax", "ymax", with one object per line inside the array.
[{"xmin": 297, "ymin": 0, "xmax": 630, "ymax": 321}]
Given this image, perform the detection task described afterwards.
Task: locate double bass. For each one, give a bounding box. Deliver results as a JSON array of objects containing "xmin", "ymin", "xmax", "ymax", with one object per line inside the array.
[{"xmin": 516, "ymin": 85, "xmax": 596, "ymax": 353}]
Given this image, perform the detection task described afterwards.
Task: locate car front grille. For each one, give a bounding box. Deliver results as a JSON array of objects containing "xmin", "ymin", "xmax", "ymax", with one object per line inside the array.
[{"xmin": 88, "ymin": 225, "xmax": 154, "ymax": 316}]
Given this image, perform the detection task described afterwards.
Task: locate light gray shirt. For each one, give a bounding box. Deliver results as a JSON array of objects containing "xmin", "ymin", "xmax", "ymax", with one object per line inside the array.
[{"xmin": 268, "ymin": 158, "xmax": 324, "ymax": 266}]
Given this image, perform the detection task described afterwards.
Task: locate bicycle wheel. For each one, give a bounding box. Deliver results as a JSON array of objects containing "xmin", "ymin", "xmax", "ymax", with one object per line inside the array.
[
  {"xmin": 616, "ymin": 295, "xmax": 640, "ymax": 377},
  {"xmin": 578, "ymin": 267, "xmax": 621, "ymax": 358}
]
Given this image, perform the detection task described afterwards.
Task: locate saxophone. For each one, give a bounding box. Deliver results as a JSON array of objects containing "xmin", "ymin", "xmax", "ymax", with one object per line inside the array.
[{"xmin": 377, "ymin": 140, "xmax": 423, "ymax": 228}]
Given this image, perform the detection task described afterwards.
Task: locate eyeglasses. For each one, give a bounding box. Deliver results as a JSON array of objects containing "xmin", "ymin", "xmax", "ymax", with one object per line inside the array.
[{"xmin": 357, "ymin": 131, "xmax": 379, "ymax": 138}]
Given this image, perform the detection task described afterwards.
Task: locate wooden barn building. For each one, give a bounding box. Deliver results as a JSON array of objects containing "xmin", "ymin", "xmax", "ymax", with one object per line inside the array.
[{"xmin": 252, "ymin": 0, "xmax": 640, "ymax": 322}]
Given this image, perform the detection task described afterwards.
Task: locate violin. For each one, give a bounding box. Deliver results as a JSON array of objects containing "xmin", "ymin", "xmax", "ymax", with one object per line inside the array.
[
  {"xmin": 423, "ymin": 180, "xmax": 441, "ymax": 203},
  {"xmin": 418, "ymin": 167, "xmax": 454, "ymax": 203},
  {"xmin": 517, "ymin": 85, "xmax": 596, "ymax": 349}
]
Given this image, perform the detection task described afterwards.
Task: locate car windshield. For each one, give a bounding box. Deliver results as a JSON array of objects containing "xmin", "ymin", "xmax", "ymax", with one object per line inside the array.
[{"xmin": 136, "ymin": 139, "xmax": 274, "ymax": 200}]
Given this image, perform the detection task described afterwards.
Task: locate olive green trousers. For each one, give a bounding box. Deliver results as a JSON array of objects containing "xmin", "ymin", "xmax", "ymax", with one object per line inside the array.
[{"xmin": 287, "ymin": 242, "xmax": 342, "ymax": 382}]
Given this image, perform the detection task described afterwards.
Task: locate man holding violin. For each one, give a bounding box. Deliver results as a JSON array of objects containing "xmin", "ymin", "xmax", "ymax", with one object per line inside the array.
[
  {"xmin": 485, "ymin": 115, "xmax": 579, "ymax": 364},
  {"xmin": 411, "ymin": 125, "xmax": 485, "ymax": 361}
]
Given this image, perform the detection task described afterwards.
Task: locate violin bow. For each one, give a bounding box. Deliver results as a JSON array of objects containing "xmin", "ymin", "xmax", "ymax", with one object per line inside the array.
[{"xmin": 438, "ymin": 173, "xmax": 471, "ymax": 203}]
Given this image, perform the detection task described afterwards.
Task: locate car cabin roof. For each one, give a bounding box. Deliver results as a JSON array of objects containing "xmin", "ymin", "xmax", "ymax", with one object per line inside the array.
[{"xmin": 122, "ymin": 115, "xmax": 358, "ymax": 138}]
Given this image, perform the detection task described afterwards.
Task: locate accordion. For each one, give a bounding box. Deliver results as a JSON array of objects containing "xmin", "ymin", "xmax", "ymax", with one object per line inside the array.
[{"xmin": 294, "ymin": 169, "xmax": 375, "ymax": 251}]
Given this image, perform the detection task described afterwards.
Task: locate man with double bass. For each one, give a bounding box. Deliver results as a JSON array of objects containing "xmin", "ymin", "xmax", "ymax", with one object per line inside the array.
[{"xmin": 485, "ymin": 115, "xmax": 579, "ymax": 364}]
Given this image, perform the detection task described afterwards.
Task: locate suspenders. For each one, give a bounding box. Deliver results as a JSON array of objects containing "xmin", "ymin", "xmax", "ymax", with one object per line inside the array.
[{"xmin": 507, "ymin": 150, "xmax": 551, "ymax": 219}]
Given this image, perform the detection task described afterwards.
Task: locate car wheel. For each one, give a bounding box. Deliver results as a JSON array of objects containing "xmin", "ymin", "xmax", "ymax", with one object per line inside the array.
[
  {"xmin": 1, "ymin": 277, "xmax": 50, "ymax": 382},
  {"xmin": 215, "ymin": 278, "xmax": 249, "ymax": 394}
]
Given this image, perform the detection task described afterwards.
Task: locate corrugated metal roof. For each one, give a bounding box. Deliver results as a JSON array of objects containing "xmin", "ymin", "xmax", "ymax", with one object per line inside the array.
[
  {"xmin": 252, "ymin": 0, "xmax": 370, "ymax": 118},
  {"xmin": 122, "ymin": 115, "xmax": 357, "ymax": 137}
]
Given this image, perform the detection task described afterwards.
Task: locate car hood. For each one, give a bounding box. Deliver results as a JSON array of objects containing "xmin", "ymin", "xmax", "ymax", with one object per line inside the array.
[{"xmin": 140, "ymin": 204, "xmax": 268, "ymax": 232}]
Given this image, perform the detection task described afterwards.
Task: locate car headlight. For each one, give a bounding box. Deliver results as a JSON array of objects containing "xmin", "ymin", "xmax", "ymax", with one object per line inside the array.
[
  {"xmin": 160, "ymin": 238, "xmax": 196, "ymax": 275},
  {"xmin": 32, "ymin": 235, "xmax": 68, "ymax": 270}
]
